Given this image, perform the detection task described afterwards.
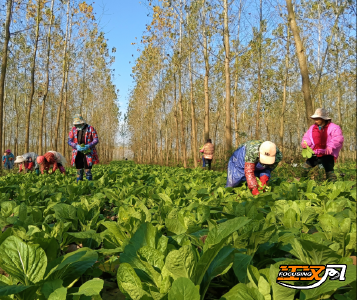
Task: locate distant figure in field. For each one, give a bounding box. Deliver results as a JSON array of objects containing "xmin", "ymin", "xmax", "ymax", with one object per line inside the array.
[
  {"xmin": 2, "ymin": 149, "xmax": 14, "ymax": 170},
  {"xmin": 226, "ymin": 141, "xmax": 282, "ymax": 196},
  {"xmin": 200, "ymin": 139, "xmax": 215, "ymax": 170},
  {"xmin": 301, "ymin": 108, "xmax": 344, "ymax": 182},
  {"xmin": 68, "ymin": 114, "xmax": 99, "ymax": 182},
  {"xmin": 14, "ymin": 152, "xmax": 40, "ymax": 175},
  {"xmin": 36, "ymin": 151, "xmax": 67, "ymax": 175}
]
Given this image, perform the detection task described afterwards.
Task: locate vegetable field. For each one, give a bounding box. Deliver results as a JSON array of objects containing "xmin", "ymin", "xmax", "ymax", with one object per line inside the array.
[{"xmin": 0, "ymin": 161, "xmax": 355, "ymax": 300}]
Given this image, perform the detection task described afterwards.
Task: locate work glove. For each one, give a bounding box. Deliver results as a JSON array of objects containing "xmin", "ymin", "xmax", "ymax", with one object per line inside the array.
[
  {"xmin": 260, "ymin": 175, "xmax": 269, "ymax": 187},
  {"xmin": 325, "ymin": 147, "xmax": 333, "ymax": 155},
  {"xmin": 259, "ymin": 175, "xmax": 269, "ymax": 192},
  {"xmin": 76, "ymin": 144, "xmax": 82, "ymax": 151},
  {"xmin": 83, "ymin": 145, "xmax": 90, "ymax": 151},
  {"xmin": 251, "ymin": 188, "xmax": 260, "ymax": 196}
]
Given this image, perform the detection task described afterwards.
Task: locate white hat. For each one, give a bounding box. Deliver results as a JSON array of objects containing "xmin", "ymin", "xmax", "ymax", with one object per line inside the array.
[
  {"xmin": 259, "ymin": 141, "xmax": 277, "ymax": 165},
  {"xmin": 14, "ymin": 156, "xmax": 26, "ymax": 164},
  {"xmin": 310, "ymin": 108, "xmax": 331, "ymax": 120}
]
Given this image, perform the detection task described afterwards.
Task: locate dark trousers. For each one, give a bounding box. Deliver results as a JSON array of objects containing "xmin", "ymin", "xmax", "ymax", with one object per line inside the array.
[
  {"xmin": 75, "ymin": 152, "xmax": 92, "ymax": 170},
  {"xmin": 303, "ymin": 155, "xmax": 336, "ymax": 181},
  {"xmin": 304, "ymin": 155, "xmax": 334, "ymax": 173},
  {"xmin": 205, "ymin": 158, "xmax": 212, "ymax": 170}
]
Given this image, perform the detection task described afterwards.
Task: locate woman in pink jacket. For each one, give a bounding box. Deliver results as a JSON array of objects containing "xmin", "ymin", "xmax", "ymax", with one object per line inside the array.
[{"xmin": 301, "ymin": 108, "xmax": 344, "ymax": 182}]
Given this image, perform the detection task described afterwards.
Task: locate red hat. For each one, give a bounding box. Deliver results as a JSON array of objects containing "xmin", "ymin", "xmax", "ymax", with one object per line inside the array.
[
  {"xmin": 37, "ymin": 156, "xmax": 45, "ymax": 164},
  {"xmin": 6, "ymin": 149, "xmax": 11, "ymax": 153}
]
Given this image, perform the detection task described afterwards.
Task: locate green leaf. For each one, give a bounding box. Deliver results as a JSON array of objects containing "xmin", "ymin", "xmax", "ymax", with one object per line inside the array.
[
  {"xmin": 41, "ymin": 279, "xmax": 64, "ymax": 298},
  {"xmin": 117, "ymin": 263, "xmax": 150, "ymax": 300},
  {"xmin": 289, "ymin": 239, "xmax": 341, "ymax": 265},
  {"xmin": 283, "ymin": 209, "xmax": 297, "ymax": 229},
  {"xmin": 165, "ymin": 244, "xmax": 197, "ymax": 280},
  {"xmin": 219, "ymin": 283, "xmax": 264, "ymax": 300},
  {"xmin": 301, "ymin": 266, "xmax": 356, "ymax": 299},
  {"xmin": 45, "ymin": 248, "xmax": 98, "ymax": 287},
  {"xmin": 0, "ymin": 285, "xmax": 33, "ymax": 296},
  {"xmin": 48, "ymin": 287, "xmax": 67, "ymax": 300},
  {"xmin": 168, "ymin": 277, "xmax": 200, "ymax": 300},
  {"xmin": 302, "ymin": 143, "xmax": 314, "ymax": 159},
  {"xmin": 192, "ymin": 217, "xmax": 251, "ymax": 286},
  {"xmin": 0, "ymin": 236, "xmax": 47, "ymax": 285},
  {"xmin": 53, "ymin": 203, "xmax": 77, "ymax": 220},
  {"xmin": 233, "ymin": 253, "xmax": 252, "ymax": 283},
  {"xmin": 165, "ymin": 217, "xmax": 187, "ymax": 235},
  {"xmin": 71, "ymin": 278, "xmax": 104, "ymax": 296},
  {"xmin": 201, "ymin": 246, "xmax": 235, "ymax": 294}
]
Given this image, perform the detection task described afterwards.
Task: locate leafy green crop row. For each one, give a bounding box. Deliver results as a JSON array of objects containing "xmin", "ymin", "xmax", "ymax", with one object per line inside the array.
[{"xmin": 0, "ymin": 161, "xmax": 355, "ymax": 300}]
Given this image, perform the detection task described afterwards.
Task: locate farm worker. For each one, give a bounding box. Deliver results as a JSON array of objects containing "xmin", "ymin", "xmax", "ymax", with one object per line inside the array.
[
  {"xmin": 68, "ymin": 114, "xmax": 99, "ymax": 182},
  {"xmin": 226, "ymin": 140, "xmax": 283, "ymax": 195},
  {"xmin": 200, "ymin": 139, "xmax": 215, "ymax": 170},
  {"xmin": 301, "ymin": 108, "xmax": 344, "ymax": 182},
  {"xmin": 14, "ymin": 152, "xmax": 40, "ymax": 175},
  {"xmin": 36, "ymin": 151, "xmax": 66, "ymax": 175},
  {"xmin": 2, "ymin": 149, "xmax": 14, "ymax": 170}
]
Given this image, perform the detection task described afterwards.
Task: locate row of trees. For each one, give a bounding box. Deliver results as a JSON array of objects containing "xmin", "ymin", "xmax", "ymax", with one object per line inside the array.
[
  {"xmin": 127, "ymin": 0, "xmax": 356, "ymax": 168},
  {"xmin": 0, "ymin": 0, "xmax": 120, "ymax": 166}
]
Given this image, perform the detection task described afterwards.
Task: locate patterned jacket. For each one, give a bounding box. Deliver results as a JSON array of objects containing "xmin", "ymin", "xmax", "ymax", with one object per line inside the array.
[
  {"xmin": 200, "ymin": 142, "xmax": 215, "ymax": 159},
  {"xmin": 68, "ymin": 124, "xmax": 99, "ymax": 167},
  {"xmin": 243, "ymin": 140, "xmax": 282, "ymax": 190}
]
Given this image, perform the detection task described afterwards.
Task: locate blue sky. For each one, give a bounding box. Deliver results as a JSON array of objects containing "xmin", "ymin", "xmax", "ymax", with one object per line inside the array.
[{"xmin": 92, "ymin": 0, "xmax": 151, "ymax": 115}]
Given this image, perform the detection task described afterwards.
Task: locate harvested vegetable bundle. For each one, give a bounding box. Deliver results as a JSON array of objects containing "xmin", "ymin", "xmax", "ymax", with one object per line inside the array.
[
  {"xmin": 80, "ymin": 144, "xmax": 91, "ymax": 154},
  {"xmin": 302, "ymin": 141, "xmax": 315, "ymax": 158}
]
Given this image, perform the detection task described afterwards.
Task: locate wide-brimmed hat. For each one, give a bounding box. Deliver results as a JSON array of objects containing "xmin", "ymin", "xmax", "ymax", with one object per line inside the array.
[
  {"xmin": 259, "ymin": 141, "xmax": 277, "ymax": 165},
  {"xmin": 310, "ymin": 108, "xmax": 331, "ymax": 120},
  {"xmin": 14, "ymin": 156, "xmax": 26, "ymax": 164},
  {"xmin": 73, "ymin": 114, "xmax": 86, "ymax": 125}
]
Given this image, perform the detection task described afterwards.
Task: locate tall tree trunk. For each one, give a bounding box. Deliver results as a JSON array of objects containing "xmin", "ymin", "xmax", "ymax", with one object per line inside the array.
[
  {"xmin": 255, "ymin": 0, "xmax": 263, "ymax": 139},
  {"xmin": 223, "ymin": 0, "xmax": 232, "ymax": 157},
  {"xmin": 178, "ymin": 1, "xmax": 187, "ymax": 168},
  {"xmin": 188, "ymin": 48, "xmax": 198, "ymax": 168},
  {"xmin": 62, "ymin": 10, "xmax": 73, "ymax": 154},
  {"xmin": 24, "ymin": 0, "xmax": 41, "ymax": 153},
  {"xmin": 285, "ymin": 0, "xmax": 314, "ymax": 126},
  {"xmin": 173, "ymin": 74, "xmax": 179, "ymax": 164},
  {"xmin": 233, "ymin": 0, "xmax": 243, "ymax": 148},
  {"xmin": 280, "ymin": 24, "xmax": 290, "ymax": 155},
  {"xmin": 202, "ymin": 0, "xmax": 210, "ymax": 141},
  {"xmin": 39, "ymin": 0, "xmax": 55, "ymax": 155},
  {"xmin": 54, "ymin": 0, "xmax": 70, "ymax": 150},
  {"xmin": 0, "ymin": 0, "xmax": 12, "ymax": 168},
  {"xmin": 14, "ymin": 93, "xmax": 19, "ymax": 155}
]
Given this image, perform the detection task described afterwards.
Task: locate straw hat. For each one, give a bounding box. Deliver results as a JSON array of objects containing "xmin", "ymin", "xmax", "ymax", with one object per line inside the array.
[
  {"xmin": 259, "ymin": 141, "xmax": 277, "ymax": 165},
  {"xmin": 310, "ymin": 108, "xmax": 331, "ymax": 120},
  {"xmin": 73, "ymin": 114, "xmax": 86, "ymax": 125},
  {"xmin": 14, "ymin": 156, "xmax": 26, "ymax": 164}
]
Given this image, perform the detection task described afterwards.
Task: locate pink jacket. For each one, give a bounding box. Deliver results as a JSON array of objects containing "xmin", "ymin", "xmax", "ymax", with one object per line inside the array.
[
  {"xmin": 200, "ymin": 142, "xmax": 215, "ymax": 159},
  {"xmin": 301, "ymin": 122, "xmax": 344, "ymax": 159}
]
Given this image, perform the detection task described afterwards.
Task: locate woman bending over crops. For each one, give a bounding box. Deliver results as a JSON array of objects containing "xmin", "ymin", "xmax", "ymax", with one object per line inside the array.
[
  {"xmin": 226, "ymin": 140, "xmax": 283, "ymax": 196},
  {"xmin": 36, "ymin": 151, "xmax": 66, "ymax": 175},
  {"xmin": 68, "ymin": 114, "xmax": 99, "ymax": 182},
  {"xmin": 14, "ymin": 152, "xmax": 40, "ymax": 175},
  {"xmin": 301, "ymin": 108, "xmax": 344, "ymax": 182}
]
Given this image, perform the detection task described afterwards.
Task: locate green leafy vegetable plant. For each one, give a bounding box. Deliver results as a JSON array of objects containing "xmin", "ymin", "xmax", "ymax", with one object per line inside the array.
[{"xmin": 302, "ymin": 141, "xmax": 315, "ymax": 158}]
